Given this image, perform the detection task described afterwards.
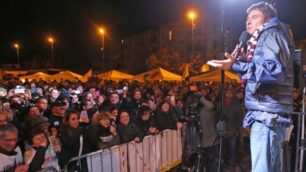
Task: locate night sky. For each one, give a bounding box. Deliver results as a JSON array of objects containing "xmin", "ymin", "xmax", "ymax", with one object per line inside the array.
[{"xmin": 1, "ymin": 0, "xmax": 305, "ymax": 71}]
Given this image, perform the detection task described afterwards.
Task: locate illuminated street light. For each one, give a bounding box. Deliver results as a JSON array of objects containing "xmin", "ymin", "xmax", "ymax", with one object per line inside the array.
[
  {"xmin": 13, "ymin": 43, "xmax": 20, "ymax": 66},
  {"xmin": 187, "ymin": 10, "xmax": 197, "ymax": 60},
  {"xmin": 47, "ymin": 37, "xmax": 54, "ymax": 67},
  {"xmin": 98, "ymin": 27, "xmax": 105, "ymax": 70}
]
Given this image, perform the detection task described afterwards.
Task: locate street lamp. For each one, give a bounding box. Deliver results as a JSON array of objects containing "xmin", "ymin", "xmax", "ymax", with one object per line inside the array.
[
  {"xmin": 98, "ymin": 28, "xmax": 105, "ymax": 70},
  {"xmin": 13, "ymin": 43, "xmax": 20, "ymax": 66},
  {"xmin": 187, "ymin": 10, "xmax": 196, "ymax": 61},
  {"xmin": 48, "ymin": 37, "xmax": 54, "ymax": 67}
]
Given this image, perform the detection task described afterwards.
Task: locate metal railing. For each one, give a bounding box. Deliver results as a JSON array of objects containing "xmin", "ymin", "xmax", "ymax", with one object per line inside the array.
[{"xmin": 64, "ymin": 129, "xmax": 182, "ymax": 172}]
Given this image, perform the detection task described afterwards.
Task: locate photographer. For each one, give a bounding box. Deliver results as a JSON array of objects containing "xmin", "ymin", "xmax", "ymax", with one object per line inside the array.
[
  {"xmin": 182, "ymin": 84, "xmax": 219, "ymax": 172},
  {"xmin": 216, "ymin": 90, "xmax": 243, "ymax": 165}
]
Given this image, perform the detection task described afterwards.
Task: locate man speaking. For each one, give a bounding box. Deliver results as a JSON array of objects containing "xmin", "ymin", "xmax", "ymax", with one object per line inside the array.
[{"xmin": 208, "ymin": 2, "xmax": 295, "ymax": 172}]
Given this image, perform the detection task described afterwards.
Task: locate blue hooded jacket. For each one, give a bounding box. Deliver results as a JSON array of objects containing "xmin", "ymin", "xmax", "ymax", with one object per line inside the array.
[{"xmin": 231, "ymin": 17, "xmax": 294, "ymax": 127}]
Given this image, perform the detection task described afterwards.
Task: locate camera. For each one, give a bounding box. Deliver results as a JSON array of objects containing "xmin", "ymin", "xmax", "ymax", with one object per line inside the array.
[
  {"xmin": 186, "ymin": 93, "xmax": 201, "ymax": 117},
  {"xmin": 185, "ymin": 91, "xmax": 202, "ymax": 133},
  {"xmin": 111, "ymin": 120, "xmax": 117, "ymax": 128},
  {"xmin": 116, "ymin": 89, "xmax": 123, "ymax": 94},
  {"xmin": 14, "ymin": 85, "xmax": 25, "ymax": 94}
]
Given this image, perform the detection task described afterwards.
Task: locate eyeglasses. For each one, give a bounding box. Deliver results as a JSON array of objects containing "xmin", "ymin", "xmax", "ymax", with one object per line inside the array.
[{"xmin": 2, "ymin": 137, "xmax": 18, "ymax": 143}]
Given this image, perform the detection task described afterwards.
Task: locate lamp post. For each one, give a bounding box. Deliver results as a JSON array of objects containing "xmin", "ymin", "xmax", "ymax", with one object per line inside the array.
[
  {"xmin": 13, "ymin": 43, "xmax": 20, "ymax": 66},
  {"xmin": 99, "ymin": 28, "xmax": 105, "ymax": 71},
  {"xmin": 48, "ymin": 37, "xmax": 54, "ymax": 67},
  {"xmin": 188, "ymin": 10, "xmax": 196, "ymax": 61}
]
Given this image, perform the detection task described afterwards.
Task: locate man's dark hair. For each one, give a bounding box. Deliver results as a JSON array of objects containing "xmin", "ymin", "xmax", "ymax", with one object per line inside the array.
[
  {"xmin": 28, "ymin": 128, "xmax": 47, "ymax": 145},
  {"xmin": 37, "ymin": 96, "xmax": 48, "ymax": 102},
  {"xmin": 247, "ymin": 2, "xmax": 277, "ymax": 18},
  {"xmin": 0, "ymin": 123, "xmax": 18, "ymax": 139}
]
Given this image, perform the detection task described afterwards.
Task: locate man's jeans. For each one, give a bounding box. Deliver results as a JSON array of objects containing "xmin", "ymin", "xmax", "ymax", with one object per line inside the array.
[{"xmin": 250, "ymin": 121, "xmax": 285, "ymax": 172}]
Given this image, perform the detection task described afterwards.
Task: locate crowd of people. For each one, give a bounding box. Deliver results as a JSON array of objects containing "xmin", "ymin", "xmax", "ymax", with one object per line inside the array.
[{"xmin": 0, "ymin": 75, "xmax": 303, "ymax": 171}]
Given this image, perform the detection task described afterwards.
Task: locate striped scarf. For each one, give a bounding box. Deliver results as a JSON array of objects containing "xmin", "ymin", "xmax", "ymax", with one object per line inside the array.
[{"xmin": 245, "ymin": 24, "xmax": 265, "ymax": 62}]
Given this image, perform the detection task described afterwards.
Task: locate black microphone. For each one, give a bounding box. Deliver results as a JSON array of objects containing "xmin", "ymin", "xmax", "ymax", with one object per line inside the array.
[{"xmin": 234, "ymin": 31, "xmax": 251, "ymax": 58}]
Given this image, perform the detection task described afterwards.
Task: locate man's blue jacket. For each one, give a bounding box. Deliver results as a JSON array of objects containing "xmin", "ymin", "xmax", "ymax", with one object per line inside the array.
[{"xmin": 231, "ymin": 17, "xmax": 294, "ymax": 127}]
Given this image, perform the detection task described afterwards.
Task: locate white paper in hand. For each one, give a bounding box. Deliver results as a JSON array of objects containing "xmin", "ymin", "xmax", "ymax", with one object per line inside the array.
[
  {"xmin": 207, "ymin": 61, "xmax": 220, "ymax": 67},
  {"xmin": 24, "ymin": 148, "xmax": 36, "ymax": 165}
]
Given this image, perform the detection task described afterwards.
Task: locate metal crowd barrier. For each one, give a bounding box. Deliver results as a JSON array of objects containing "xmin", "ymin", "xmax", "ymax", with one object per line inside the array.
[{"xmin": 64, "ymin": 129, "xmax": 182, "ymax": 172}]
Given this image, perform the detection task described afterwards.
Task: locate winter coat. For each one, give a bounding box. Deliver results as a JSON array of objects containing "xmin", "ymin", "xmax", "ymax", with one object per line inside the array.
[
  {"xmin": 88, "ymin": 124, "xmax": 120, "ymax": 150},
  {"xmin": 154, "ymin": 109, "xmax": 177, "ymax": 131},
  {"xmin": 231, "ymin": 17, "xmax": 294, "ymax": 127},
  {"xmin": 117, "ymin": 122, "xmax": 144, "ymax": 144}
]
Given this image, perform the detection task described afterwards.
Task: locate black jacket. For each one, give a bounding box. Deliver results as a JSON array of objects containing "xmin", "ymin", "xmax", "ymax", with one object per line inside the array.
[
  {"xmin": 117, "ymin": 122, "xmax": 144, "ymax": 144},
  {"xmin": 58, "ymin": 125, "xmax": 87, "ymax": 168},
  {"xmin": 136, "ymin": 116, "xmax": 156, "ymax": 136},
  {"xmin": 154, "ymin": 109, "xmax": 177, "ymax": 131},
  {"xmin": 87, "ymin": 124, "xmax": 120, "ymax": 150}
]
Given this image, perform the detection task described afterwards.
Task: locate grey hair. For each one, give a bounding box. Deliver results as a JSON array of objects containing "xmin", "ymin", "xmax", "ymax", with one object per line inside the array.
[{"xmin": 247, "ymin": 2, "xmax": 277, "ymax": 19}]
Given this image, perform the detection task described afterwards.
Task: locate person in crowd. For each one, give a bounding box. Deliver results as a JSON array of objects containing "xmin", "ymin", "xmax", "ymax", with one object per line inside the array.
[
  {"xmin": 88, "ymin": 113, "xmax": 120, "ymax": 150},
  {"xmin": 48, "ymin": 88, "xmax": 60, "ymax": 104},
  {"xmin": 82, "ymin": 99, "xmax": 94, "ymax": 112},
  {"xmin": 207, "ymin": 2, "xmax": 295, "ymax": 171},
  {"xmin": 145, "ymin": 98, "xmax": 157, "ymax": 113},
  {"xmin": 9, "ymin": 95, "xmax": 25, "ymax": 125},
  {"xmin": 166, "ymin": 95, "xmax": 185, "ymax": 122},
  {"xmin": 136, "ymin": 106, "xmax": 159, "ymax": 136},
  {"xmin": 95, "ymin": 95, "xmax": 106, "ymax": 111},
  {"xmin": 87, "ymin": 107, "xmax": 100, "ymax": 124},
  {"xmin": 29, "ymin": 82, "xmax": 36, "ymax": 95},
  {"xmin": 88, "ymin": 87, "xmax": 98, "ymax": 99},
  {"xmin": 107, "ymin": 92, "xmax": 122, "ymax": 110},
  {"xmin": 0, "ymin": 113, "xmax": 9, "ymax": 126},
  {"xmin": 77, "ymin": 101, "xmax": 91, "ymax": 127},
  {"xmin": 75, "ymin": 85, "xmax": 84, "ymax": 96},
  {"xmin": 1, "ymin": 101, "xmax": 14, "ymax": 124},
  {"xmin": 30, "ymin": 83, "xmax": 40, "ymax": 101},
  {"xmin": 35, "ymin": 87, "xmax": 44, "ymax": 97},
  {"xmin": 0, "ymin": 124, "xmax": 28, "ymax": 172},
  {"xmin": 217, "ymin": 91, "xmax": 243, "ymax": 165},
  {"xmin": 48, "ymin": 99, "xmax": 67, "ymax": 136},
  {"xmin": 128, "ymin": 90, "xmax": 144, "ymax": 122},
  {"xmin": 155, "ymin": 101, "xmax": 181, "ymax": 131},
  {"xmin": 23, "ymin": 105, "xmax": 48, "ymax": 138},
  {"xmin": 117, "ymin": 110, "xmax": 144, "ymax": 144},
  {"xmin": 59, "ymin": 110, "xmax": 87, "ymax": 169},
  {"xmin": 61, "ymin": 97, "xmax": 70, "ymax": 111},
  {"xmin": 198, "ymin": 89, "xmax": 219, "ymax": 172},
  {"xmin": 0, "ymin": 87, "xmax": 7, "ymax": 98},
  {"xmin": 69, "ymin": 93, "xmax": 82, "ymax": 111},
  {"xmin": 108, "ymin": 106, "xmax": 119, "ymax": 126},
  {"xmin": 24, "ymin": 129, "xmax": 61, "ymax": 171},
  {"xmin": 84, "ymin": 92, "xmax": 96, "ymax": 107},
  {"xmin": 59, "ymin": 88, "xmax": 71, "ymax": 100},
  {"xmin": 36, "ymin": 97, "xmax": 48, "ymax": 117}
]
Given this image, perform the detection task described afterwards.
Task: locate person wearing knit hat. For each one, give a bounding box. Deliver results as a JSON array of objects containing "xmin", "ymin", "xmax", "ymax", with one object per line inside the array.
[
  {"xmin": 29, "ymin": 116, "xmax": 50, "ymax": 134},
  {"xmin": 48, "ymin": 99, "xmax": 66, "ymax": 136},
  {"xmin": 59, "ymin": 88, "xmax": 70, "ymax": 100}
]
